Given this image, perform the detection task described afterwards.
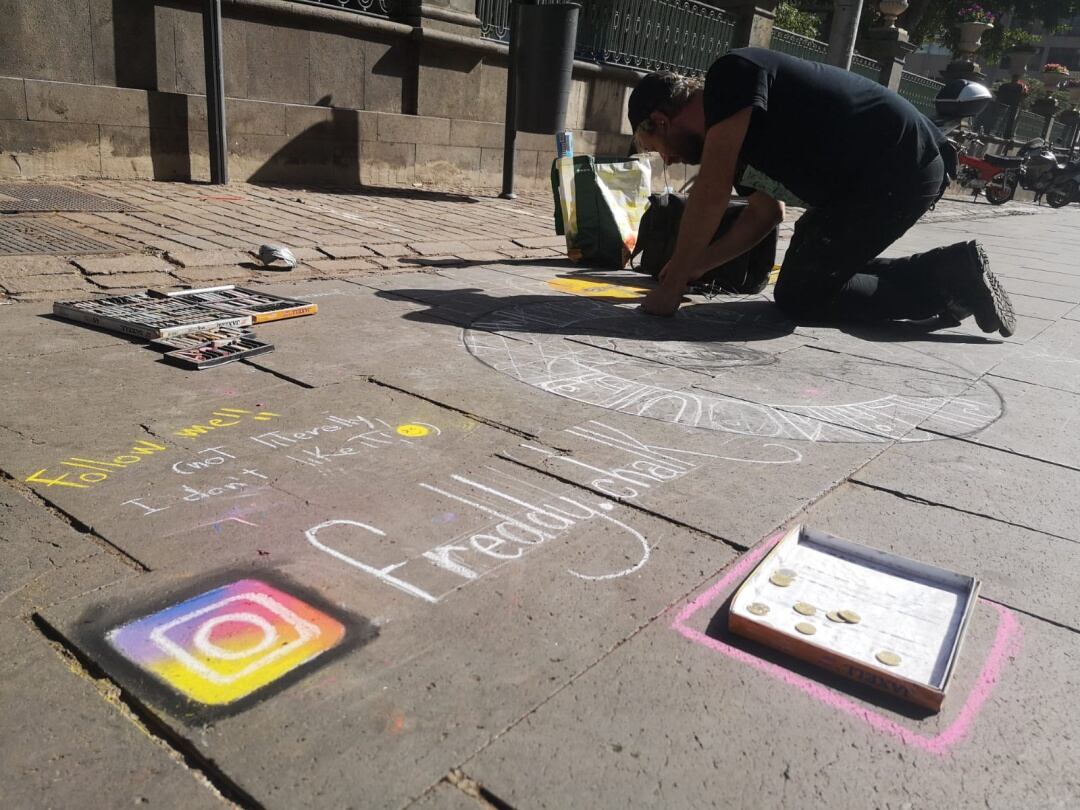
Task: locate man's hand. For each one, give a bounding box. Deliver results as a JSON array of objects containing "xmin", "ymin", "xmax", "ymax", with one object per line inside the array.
[{"xmin": 642, "ymin": 280, "xmax": 685, "ymax": 316}]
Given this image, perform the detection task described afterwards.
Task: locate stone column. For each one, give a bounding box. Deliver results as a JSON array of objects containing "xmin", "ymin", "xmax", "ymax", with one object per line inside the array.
[
  {"xmin": 860, "ymin": 26, "xmax": 916, "ymax": 91},
  {"xmin": 393, "ymin": 0, "xmax": 486, "ymax": 119},
  {"xmin": 710, "ymin": 1, "xmax": 778, "ymax": 49},
  {"xmin": 393, "ymin": 0, "xmax": 482, "ymax": 37}
]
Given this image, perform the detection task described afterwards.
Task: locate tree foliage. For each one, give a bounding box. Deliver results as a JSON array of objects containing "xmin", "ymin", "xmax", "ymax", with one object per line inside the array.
[{"xmin": 774, "ymin": 1, "xmax": 824, "ymax": 39}]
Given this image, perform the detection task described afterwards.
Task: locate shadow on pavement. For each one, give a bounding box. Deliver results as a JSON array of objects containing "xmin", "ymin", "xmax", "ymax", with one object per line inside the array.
[{"xmin": 704, "ymin": 599, "xmax": 937, "ymax": 721}]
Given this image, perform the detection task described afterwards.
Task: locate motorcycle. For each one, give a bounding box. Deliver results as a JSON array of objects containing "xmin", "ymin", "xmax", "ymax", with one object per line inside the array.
[
  {"xmin": 989, "ymin": 138, "xmax": 1080, "ymax": 209},
  {"xmin": 952, "ymin": 133, "xmax": 1018, "ymax": 205},
  {"xmin": 933, "ymin": 81, "xmax": 1015, "ymax": 205}
]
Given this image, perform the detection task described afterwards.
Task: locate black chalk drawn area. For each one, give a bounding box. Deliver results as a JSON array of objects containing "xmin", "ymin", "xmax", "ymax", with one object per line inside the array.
[{"xmin": 66, "ymin": 569, "xmax": 377, "ymax": 723}]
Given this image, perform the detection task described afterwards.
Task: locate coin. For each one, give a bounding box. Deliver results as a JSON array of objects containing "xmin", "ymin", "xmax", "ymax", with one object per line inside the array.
[
  {"xmin": 839, "ymin": 609, "xmax": 861, "ymax": 624},
  {"xmin": 747, "ymin": 602, "xmax": 770, "ymax": 616},
  {"xmin": 793, "ymin": 602, "xmax": 816, "ymax": 616},
  {"xmin": 776, "ymin": 568, "xmax": 797, "ymax": 579},
  {"xmin": 769, "ymin": 573, "xmax": 793, "ymax": 587},
  {"xmin": 826, "ymin": 611, "xmax": 846, "ymax": 623},
  {"xmin": 876, "ymin": 650, "xmax": 901, "ymax": 667},
  {"xmin": 795, "ymin": 622, "xmax": 817, "ymax": 635}
]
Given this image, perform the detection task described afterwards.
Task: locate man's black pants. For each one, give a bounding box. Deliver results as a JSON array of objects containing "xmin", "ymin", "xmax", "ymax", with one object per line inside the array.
[{"xmin": 774, "ymin": 155, "xmax": 954, "ymax": 323}]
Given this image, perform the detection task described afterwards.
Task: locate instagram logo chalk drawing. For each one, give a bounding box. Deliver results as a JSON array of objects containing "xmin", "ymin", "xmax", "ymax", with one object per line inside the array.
[{"xmin": 106, "ymin": 579, "xmax": 346, "ymax": 706}]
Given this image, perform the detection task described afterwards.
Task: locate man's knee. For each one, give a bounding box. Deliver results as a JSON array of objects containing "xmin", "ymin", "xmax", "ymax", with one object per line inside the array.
[{"xmin": 773, "ymin": 270, "xmax": 819, "ymax": 320}]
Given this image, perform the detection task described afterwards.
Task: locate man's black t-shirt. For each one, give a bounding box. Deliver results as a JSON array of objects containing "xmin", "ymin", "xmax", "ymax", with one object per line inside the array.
[{"xmin": 704, "ymin": 48, "xmax": 946, "ymax": 206}]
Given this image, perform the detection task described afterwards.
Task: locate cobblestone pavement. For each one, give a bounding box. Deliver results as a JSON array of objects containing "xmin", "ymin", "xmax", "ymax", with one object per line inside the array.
[{"xmin": 0, "ymin": 178, "xmax": 1048, "ymax": 303}]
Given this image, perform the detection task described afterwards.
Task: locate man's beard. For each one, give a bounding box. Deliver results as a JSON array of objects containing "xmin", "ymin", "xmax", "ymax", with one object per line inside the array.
[{"xmin": 670, "ymin": 131, "xmax": 704, "ymax": 165}]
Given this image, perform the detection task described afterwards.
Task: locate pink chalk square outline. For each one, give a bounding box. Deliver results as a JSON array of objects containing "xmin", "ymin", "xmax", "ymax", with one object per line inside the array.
[{"xmin": 671, "ymin": 532, "xmax": 1024, "ymax": 755}]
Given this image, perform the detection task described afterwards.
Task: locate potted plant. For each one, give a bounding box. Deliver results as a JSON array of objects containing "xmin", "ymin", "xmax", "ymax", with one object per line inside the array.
[
  {"xmin": 1003, "ymin": 29, "xmax": 1040, "ymax": 76},
  {"xmin": 956, "ymin": 5, "xmax": 996, "ymax": 57},
  {"xmin": 1042, "ymin": 63, "xmax": 1070, "ymax": 89}
]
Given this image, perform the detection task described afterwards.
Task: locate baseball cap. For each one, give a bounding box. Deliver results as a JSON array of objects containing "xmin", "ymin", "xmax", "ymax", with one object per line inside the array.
[{"xmin": 627, "ymin": 71, "xmax": 681, "ymax": 132}]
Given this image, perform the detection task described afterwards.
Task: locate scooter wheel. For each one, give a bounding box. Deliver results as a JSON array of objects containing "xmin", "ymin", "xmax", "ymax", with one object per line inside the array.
[
  {"xmin": 985, "ymin": 172, "xmax": 1016, "ymax": 205},
  {"xmin": 1046, "ymin": 180, "xmax": 1076, "ymax": 209}
]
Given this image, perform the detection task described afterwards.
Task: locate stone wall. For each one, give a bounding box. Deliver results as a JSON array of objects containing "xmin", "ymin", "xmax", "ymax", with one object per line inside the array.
[{"xmin": 0, "ymin": 0, "xmax": 663, "ymax": 189}]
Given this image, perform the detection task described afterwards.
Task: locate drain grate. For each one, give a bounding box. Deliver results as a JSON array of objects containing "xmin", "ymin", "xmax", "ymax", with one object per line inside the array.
[
  {"xmin": 0, "ymin": 184, "xmax": 130, "ymax": 213},
  {"xmin": 0, "ymin": 218, "xmax": 122, "ymax": 255}
]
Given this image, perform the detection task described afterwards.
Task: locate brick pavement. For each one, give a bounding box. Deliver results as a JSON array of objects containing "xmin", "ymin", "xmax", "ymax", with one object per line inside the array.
[{"xmin": 0, "ymin": 178, "xmax": 1047, "ymax": 303}]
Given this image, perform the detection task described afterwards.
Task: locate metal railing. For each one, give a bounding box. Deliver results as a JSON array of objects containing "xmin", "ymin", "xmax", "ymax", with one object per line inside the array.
[
  {"xmin": 1015, "ymin": 109, "xmax": 1046, "ymax": 141},
  {"xmin": 769, "ymin": 28, "xmax": 879, "ymax": 80},
  {"xmin": 850, "ymin": 53, "xmax": 881, "ymax": 81},
  {"xmin": 477, "ymin": 0, "xmax": 736, "ymax": 74},
  {"xmin": 769, "ymin": 27, "xmax": 828, "ymax": 62},
  {"xmin": 290, "ymin": 0, "xmax": 395, "ymax": 18},
  {"xmin": 898, "ymin": 70, "xmax": 944, "ymax": 118}
]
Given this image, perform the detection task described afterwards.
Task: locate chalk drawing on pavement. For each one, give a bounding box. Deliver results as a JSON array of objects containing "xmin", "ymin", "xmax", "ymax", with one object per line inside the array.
[
  {"xmin": 102, "ymin": 577, "xmax": 368, "ymax": 717},
  {"xmin": 464, "ymin": 299, "xmax": 1002, "ymax": 443}
]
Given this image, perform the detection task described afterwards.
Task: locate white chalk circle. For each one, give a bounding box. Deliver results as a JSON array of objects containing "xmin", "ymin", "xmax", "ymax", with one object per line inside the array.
[
  {"xmin": 192, "ymin": 611, "xmax": 279, "ymax": 661},
  {"xmin": 463, "ymin": 298, "xmax": 1002, "ymax": 444}
]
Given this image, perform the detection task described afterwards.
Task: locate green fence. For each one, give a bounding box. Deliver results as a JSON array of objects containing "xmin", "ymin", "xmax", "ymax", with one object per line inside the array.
[
  {"xmin": 1015, "ymin": 109, "xmax": 1046, "ymax": 141},
  {"xmin": 769, "ymin": 28, "xmax": 879, "ymax": 80},
  {"xmin": 477, "ymin": 0, "xmax": 736, "ymax": 75},
  {"xmin": 850, "ymin": 53, "xmax": 881, "ymax": 81},
  {"xmin": 769, "ymin": 27, "xmax": 828, "ymax": 62},
  {"xmin": 898, "ymin": 70, "xmax": 944, "ymax": 118}
]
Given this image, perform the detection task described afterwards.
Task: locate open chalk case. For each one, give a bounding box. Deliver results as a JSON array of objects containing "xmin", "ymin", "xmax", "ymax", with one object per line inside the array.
[
  {"xmin": 149, "ymin": 326, "xmax": 255, "ymax": 351},
  {"xmin": 163, "ymin": 336, "xmax": 274, "ymax": 369}
]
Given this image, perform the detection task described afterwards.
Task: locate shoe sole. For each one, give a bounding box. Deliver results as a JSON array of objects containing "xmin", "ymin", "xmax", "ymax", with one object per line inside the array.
[{"xmin": 971, "ymin": 243, "xmax": 1016, "ymax": 338}]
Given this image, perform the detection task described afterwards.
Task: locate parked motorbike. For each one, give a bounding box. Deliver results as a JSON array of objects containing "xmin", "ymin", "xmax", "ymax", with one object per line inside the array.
[
  {"xmin": 985, "ymin": 138, "xmax": 1080, "ymax": 208},
  {"xmin": 952, "ymin": 133, "xmax": 1017, "ymax": 205},
  {"xmin": 933, "ymin": 80, "xmax": 1015, "ymax": 204}
]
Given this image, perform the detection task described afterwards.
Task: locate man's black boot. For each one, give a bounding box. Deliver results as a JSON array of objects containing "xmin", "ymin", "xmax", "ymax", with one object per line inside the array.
[{"xmin": 938, "ymin": 241, "xmax": 1016, "ymax": 338}]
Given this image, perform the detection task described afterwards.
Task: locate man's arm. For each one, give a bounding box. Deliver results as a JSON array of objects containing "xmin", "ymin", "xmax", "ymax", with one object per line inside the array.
[
  {"xmin": 642, "ymin": 106, "xmax": 753, "ymax": 315},
  {"xmin": 674, "ymin": 190, "xmax": 784, "ymax": 283}
]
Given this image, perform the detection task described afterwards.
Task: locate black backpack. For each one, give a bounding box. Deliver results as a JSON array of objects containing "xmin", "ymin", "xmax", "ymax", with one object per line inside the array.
[{"xmin": 629, "ymin": 193, "xmax": 777, "ymax": 294}]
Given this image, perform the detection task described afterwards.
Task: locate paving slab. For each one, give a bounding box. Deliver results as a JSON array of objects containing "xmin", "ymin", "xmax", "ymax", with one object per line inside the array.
[
  {"xmin": 38, "ymin": 463, "xmax": 735, "ymax": 809},
  {"xmin": 0, "ymin": 338, "xmax": 291, "ymax": 441},
  {"xmin": 464, "ymin": 544, "xmax": 1078, "ymax": 809},
  {"xmin": 792, "ymin": 482, "xmax": 1080, "ymax": 629},
  {"xmin": 0, "ymin": 255, "xmax": 78, "ymax": 276},
  {"xmin": 0, "ymin": 304, "xmax": 134, "ymax": 358},
  {"xmin": 91, "ymin": 271, "xmax": 180, "ymax": 290},
  {"xmin": 74, "ymin": 255, "xmax": 174, "ymax": 275},
  {"xmin": 963, "ymin": 374, "xmax": 1080, "ymax": 469},
  {"xmin": 0, "ymin": 619, "xmax": 226, "ymax": 810},
  {"xmin": 317, "ymin": 244, "xmax": 376, "ymax": 259},
  {"xmin": 236, "ymin": 281, "xmax": 469, "ymax": 388},
  {"xmin": 164, "ymin": 249, "xmax": 252, "ymax": 268},
  {"xmin": 173, "ymin": 265, "xmax": 257, "ymax": 283},
  {"xmin": 986, "ymin": 318, "xmax": 1080, "ymax": 394},
  {"xmin": 1001, "ymin": 292, "xmax": 1077, "ymax": 321},
  {"xmin": 853, "ymin": 439, "xmax": 1080, "ymax": 543},
  {"xmin": 0, "ymin": 270, "xmax": 95, "ymax": 295},
  {"xmin": 0, "ymin": 482, "xmax": 135, "ymax": 621},
  {"xmin": 16, "ymin": 377, "xmax": 530, "ymax": 569}
]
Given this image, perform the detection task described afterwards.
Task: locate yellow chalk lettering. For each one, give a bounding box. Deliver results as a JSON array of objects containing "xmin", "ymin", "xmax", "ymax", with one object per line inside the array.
[
  {"xmin": 208, "ymin": 418, "xmax": 240, "ymax": 427},
  {"xmin": 174, "ymin": 425, "xmax": 212, "ymax": 438},
  {"xmin": 79, "ymin": 472, "xmax": 108, "ymax": 484},
  {"xmin": 132, "ymin": 440, "xmax": 167, "ymax": 453},
  {"xmin": 25, "ymin": 469, "xmax": 89, "ymax": 489},
  {"xmin": 62, "ymin": 461, "xmax": 113, "ymax": 472},
  {"xmin": 113, "ymin": 456, "xmax": 141, "ymax": 465},
  {"xmin": 68, "ymin": 457, "xmax": 124, "ymax": 469}
]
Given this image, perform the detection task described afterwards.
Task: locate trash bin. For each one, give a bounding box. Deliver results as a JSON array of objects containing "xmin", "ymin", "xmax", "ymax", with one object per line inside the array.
[{"xmin": 513, "ymin": 2, "xmax": 580, "ymax": 134}]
